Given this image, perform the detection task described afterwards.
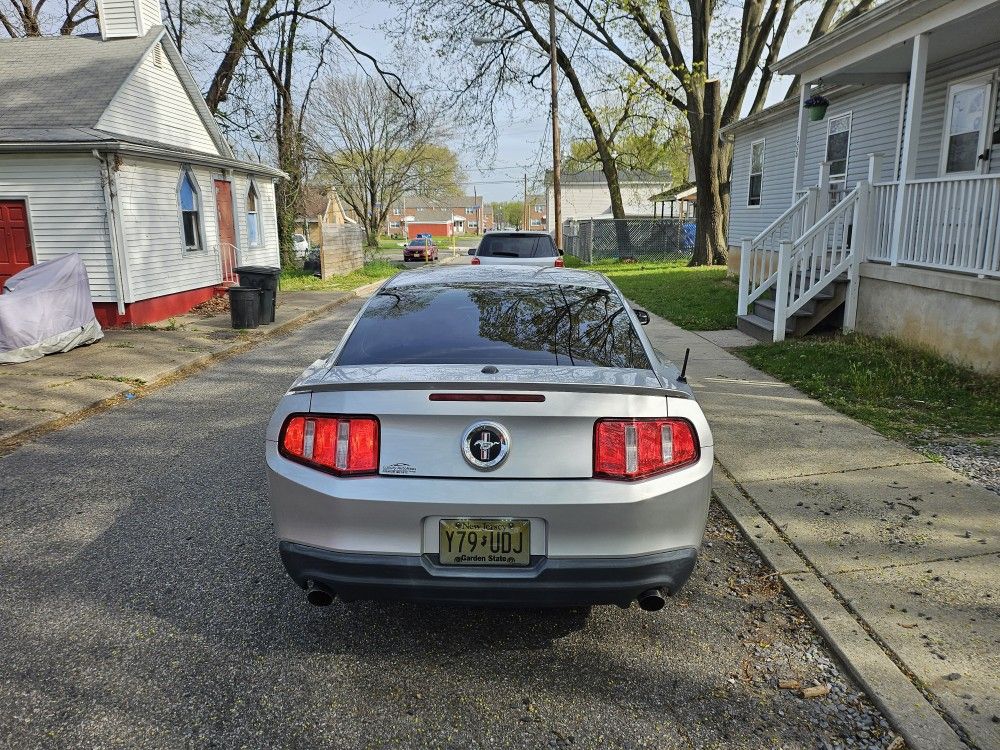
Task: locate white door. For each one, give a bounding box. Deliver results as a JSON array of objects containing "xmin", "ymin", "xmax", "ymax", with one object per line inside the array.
[{"xmin": 941, "ymin": 73, "xmax": 995, "ymax": 175}]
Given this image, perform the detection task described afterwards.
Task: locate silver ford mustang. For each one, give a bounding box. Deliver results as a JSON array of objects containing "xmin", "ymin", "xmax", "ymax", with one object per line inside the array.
[{"xmin": 265, "ymin": 265, "xmax": 713, "ymax": 611}]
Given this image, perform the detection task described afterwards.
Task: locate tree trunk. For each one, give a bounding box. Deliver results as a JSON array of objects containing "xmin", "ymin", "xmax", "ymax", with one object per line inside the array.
[
  {"xmin": 689, "ymin": 79, "xmax": 728, "ymax": 266},
  {"xmin": 275, "ymin": 100, "xmax": 301, "ymax": 268}
]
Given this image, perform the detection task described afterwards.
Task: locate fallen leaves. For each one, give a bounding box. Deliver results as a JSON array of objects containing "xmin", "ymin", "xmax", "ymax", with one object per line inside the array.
[{"xmin": 800, "ymin": 684, "xmax": 831, "ymax": 699}]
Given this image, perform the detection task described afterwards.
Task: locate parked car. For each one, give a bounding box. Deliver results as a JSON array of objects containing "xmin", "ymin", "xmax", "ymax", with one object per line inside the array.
[
  {"xmin": 403, "ymin": 238, "xmax": 439, "ymax": 262},
  {"xmin": 265, "ymin": 265, "xmax": 713, "ymax": 611},
  {"xmin": 470, "ymin": 231, "xmax": 564, "ymax": 267},
  {"xmin": 292, "ymin": 233, "xmax": 309, "ymax": 259}
]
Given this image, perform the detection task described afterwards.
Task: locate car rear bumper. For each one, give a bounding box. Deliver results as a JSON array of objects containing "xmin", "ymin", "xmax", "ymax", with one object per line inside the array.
[{"xmin": 279, "ymin": 541, "xmax": 698, "ymax": 607}]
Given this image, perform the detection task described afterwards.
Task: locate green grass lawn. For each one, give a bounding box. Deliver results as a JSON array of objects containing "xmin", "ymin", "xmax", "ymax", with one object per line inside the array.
[
  {"xmin": 279, "ymin": 260, "xmax": 399, "ymax": 292},
  {"xmin": 739, "ymin": 333, "xmax": 1000, "ymax": 445},
  {"xmin": 583, "ymin": 259, "xmax": 738, "ymax": 331}
]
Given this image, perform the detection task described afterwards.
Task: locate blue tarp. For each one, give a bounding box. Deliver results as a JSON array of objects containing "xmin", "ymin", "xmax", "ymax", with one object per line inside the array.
[{"xmin": 682, "ymin": 222, "xmax": 696, "ymax": 250}]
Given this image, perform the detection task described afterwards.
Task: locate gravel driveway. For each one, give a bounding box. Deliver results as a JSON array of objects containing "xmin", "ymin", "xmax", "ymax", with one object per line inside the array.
[{"xmin": 0, "ymin": 299, "xmax": 897, "ymax": 749}]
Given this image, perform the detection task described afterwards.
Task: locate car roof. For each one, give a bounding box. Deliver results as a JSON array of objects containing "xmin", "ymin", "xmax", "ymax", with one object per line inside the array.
[
  {"xmin": 482, "ymin": 230, "xmax": 552, "ymax": 236},
  {"xmin": 383, "ymin": 265, "xmax": 616, "ymax": 292}
]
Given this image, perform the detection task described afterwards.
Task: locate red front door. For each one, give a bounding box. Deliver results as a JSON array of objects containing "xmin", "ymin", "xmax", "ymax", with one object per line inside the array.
[
  {"xmin": 0, "ymin": 200, "xmax": 33, "ymax": 289},
  {"xmin": 213, "ymin": 180, "xmax": 238, "ymax": 283}
]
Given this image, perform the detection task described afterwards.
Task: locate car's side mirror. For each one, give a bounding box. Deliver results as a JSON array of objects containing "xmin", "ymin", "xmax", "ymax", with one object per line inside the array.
[
  {"xmin": 634, "ymin": 309, "xmax": 651, "ymax": 325},
  {"xmin": 467, "ymin": 248, "xmax": 476, "ymax": 255},
  {"xmin": 558, "ymin": 248, "xmax": 565, "ymax": 256}
]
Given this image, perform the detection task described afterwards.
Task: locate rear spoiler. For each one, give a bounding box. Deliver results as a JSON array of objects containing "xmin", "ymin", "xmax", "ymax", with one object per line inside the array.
[{"xmin": 291, "ymin": 379, "xmax": 692, "ymax": 399}]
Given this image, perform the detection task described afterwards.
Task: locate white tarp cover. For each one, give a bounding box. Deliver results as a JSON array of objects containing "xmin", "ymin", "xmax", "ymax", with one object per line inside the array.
[{"xmin": 0, "ymin": 253, "xmax": 104, "ymax": 364}]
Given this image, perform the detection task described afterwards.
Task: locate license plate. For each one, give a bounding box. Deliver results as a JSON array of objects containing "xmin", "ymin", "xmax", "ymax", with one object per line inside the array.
[{"xmin": 438, "ymin": 519, "xmax": 530, "ymax": 566}]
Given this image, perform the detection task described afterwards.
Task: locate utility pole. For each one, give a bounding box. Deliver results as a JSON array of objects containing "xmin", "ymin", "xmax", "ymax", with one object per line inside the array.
[
  {"xmin": 523, "ymin": 173, "xmax": 528, "ymax": 231},
  {"xmin": 549, "ymin": 0, "xmax": 562, "ymax": 249}
]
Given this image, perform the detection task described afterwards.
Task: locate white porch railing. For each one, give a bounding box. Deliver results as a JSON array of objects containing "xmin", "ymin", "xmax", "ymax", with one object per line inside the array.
[
  {"xmin": 865, "ymin": 182, "xmax": 898, "ymax": 262},
  {"xmin": 737, "ymin": 191, "xmax": 812, "ymax": 316},
  {"xmin": 772, "ymin": 182, "xmax": 868, "ymax": 342},
  {"xmin": 217, "ymin": 242, "xmax": 240, "ymax": 285},
  {"xmin": 739, "ymin": 154, "xmax": 1000, "ymax": 342},
  {"xmin": 894, "ymin": 174, "xmax": 1000, "ymax": 278}
]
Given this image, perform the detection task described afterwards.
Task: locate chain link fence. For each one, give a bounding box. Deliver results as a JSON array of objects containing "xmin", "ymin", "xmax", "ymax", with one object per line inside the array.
[{"xmin": 563, "ymin": 218, "xmax": 696, "ymax": 263}]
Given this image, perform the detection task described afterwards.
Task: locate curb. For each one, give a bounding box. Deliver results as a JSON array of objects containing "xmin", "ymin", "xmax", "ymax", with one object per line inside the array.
[
  {"xmin": 0, "ymin": 285, "xmax": 377, "ymax": 456},
  {"xmin": 712, "ymin": 465, "xmax": 969, "ymax": 750}
]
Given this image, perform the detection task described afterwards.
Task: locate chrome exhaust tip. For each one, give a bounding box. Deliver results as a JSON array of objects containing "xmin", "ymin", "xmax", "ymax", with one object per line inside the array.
[
  {"xmin": 305, "ymin": 581, "xmax": 334, "ymax": 607},
  {"xmin": 637, "ymin": 588, "xmax": 666, "ymax": 612}
]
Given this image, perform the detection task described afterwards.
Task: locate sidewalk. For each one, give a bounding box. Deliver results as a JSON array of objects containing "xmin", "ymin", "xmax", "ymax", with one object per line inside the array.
[
  {"xmin": 0, "ymin": 287, "xmax": 372, "ymax": 450},
  {"xmin": 641, "ymin": 311, "xmax": 998, "ymax": 750}
]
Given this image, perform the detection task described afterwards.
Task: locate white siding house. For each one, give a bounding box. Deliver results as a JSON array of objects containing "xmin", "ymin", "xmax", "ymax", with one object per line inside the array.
[
  {"xmin": 726, "ymin": 0, "xmax": 1000, "ymax": 375},
  {"xmin": 546, "ymin": 170, "xmax": 673, "ymax": 230},
  {"xmin": 0, "ymin": 0, "xmax": 283, "ymax": 326}
]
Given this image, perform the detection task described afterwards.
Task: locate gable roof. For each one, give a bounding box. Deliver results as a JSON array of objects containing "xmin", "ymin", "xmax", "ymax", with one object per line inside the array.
[
  {"xmin": 0, "ymin": 26, "xmax": 250, "ymax": 167},
  {"xmin": 0, "ymin": 32, "xmax": 154, "ymax": 127}
]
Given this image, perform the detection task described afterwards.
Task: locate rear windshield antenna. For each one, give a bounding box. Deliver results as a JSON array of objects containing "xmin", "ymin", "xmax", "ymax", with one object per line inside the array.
[{"xmin": 677, "ymin": 348, "xmax": 691, "ymax": 383}]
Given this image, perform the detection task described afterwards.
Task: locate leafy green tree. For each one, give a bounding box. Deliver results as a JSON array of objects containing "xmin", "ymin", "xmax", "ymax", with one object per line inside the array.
[{"xmin": 492, "ymin": 201, "xmax": 527, "ymax": 230}]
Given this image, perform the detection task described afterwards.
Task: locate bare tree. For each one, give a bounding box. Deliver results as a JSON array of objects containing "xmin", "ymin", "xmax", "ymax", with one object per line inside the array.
[
  {"xmin": 548, "ymin": 0, "xmax": 880, "ymax": 265},
  {"xmin": 400, "ymin": 0, "xmax": 878, "ymax": 265},
  {"xmin": 0, "ymin": 0, "xmax": 97, "ymax": 36},
  {"xmin": 308, "ymin": 76, "xmax": 462, "ymax": 250}
]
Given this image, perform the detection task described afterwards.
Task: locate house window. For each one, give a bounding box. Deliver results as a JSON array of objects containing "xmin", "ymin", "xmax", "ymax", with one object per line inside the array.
[
  {"xmin": 179, "ymin": 170, "xmax": 202, "ymax": 250},
  {"xmin": 942, "ymin": 74, "xmax": 994, "ymax": 174},
  {"xmin": 825, "ymin": 114, "xmax": 851, "ymax": 182},
  {"xmin": 534, "ymin": 204, "xmax": 544, "ymax": 213},
  {"xmin": 748, "ymin": 139, "xmax": 764, "ymax": 206},
  {"xmin": 246, "ymin": 183, "xmax": 261, "ymax": 246},
  {"xmin": 529, "ymin": 218, "xmax": 542, "ymax": 226},
  {"xmin": 466, "ymin": 206, "xmax": 478, "ymax": 213},
  {"xmin": 392, "ymin": 207, "xmax": 402, "ymax": 215},
  {"xmin": 468, "ymin": 221, "xmax": 478, "ymax": 229}
]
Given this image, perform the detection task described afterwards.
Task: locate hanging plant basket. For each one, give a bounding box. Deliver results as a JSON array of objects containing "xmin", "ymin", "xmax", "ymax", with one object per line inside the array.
[{"xmin": 804, "ymin": 94, "xmax": 830, "ymax": 121}]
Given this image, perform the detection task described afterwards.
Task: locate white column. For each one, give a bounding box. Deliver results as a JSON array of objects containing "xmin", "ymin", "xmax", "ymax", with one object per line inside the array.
[
  {"xmin": 845, "ymin": 180, "xmax": 870, "ymax": 331},
  {"xmin": 867, "ymin": 153, "xmax": 885, "ymax": 184},
  {"xmin": 889, "ymin": 33, "xmax": 929, "ymax": 266},
  {"xmin": 792, "ymin": 83, "xmax": 813, "ymax": 202},
  {"xmin": 738, "ymin": 238, "xmax": 752, "ymax": 316},
  {"xmin": 773, "ymin": 242, "xmax": 793, "ymax": 343}
]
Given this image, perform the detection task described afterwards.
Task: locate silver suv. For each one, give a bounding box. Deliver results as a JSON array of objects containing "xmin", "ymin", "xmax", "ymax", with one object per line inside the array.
[{"xmin": 469, "ymin": 231, "xmax": 565, "ymax": 267}]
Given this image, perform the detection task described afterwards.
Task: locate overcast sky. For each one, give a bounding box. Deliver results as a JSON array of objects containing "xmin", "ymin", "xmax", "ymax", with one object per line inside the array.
[{"xmin": 338, "ymin": 2, "xmax": 813, "ymax": 202}]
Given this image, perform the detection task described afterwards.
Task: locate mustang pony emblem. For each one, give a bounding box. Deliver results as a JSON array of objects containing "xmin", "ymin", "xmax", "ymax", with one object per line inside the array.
[
  {"xmin": 473, "ymin": 433, "xmax": 501, "ymax": 460},
  {"xmin": 461, "ymin": 422, "xmax": 511, "ymax": 471}
]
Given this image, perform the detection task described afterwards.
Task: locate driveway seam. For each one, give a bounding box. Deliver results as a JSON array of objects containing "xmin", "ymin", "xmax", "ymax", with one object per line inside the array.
[
  {"xmin": 713, "ymin": 460, "xmax": 974, "ymax": 750},
  {"xmin": 740, "ymin": 458, "xmax": 935, "ymax": 482}
]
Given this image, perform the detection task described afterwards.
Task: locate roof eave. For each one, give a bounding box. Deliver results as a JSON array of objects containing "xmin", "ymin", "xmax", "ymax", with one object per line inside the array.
[
  {"xmin": 773, "ymin": 0, "xmax": 977, "ymax": 76},
  {"xmin": 0, "ymin": 140, "xmax": 286, "ymax": 178}
]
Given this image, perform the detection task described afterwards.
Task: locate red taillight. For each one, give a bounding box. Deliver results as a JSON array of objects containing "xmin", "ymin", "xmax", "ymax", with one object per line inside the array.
[
  {"xmin": 279, "ymin": 415, "xmax": 379, "ymax": 475},
  {"xmin": 554, "ymin": 257, "xmax": 565, "ymax": 267},
  {"xmin": 471, "ymin": 257, "xmax": 481, "ymax": 265},
  {"xmin": 593, "ymin": 418, "xmax": 698, "ymax": 480}
]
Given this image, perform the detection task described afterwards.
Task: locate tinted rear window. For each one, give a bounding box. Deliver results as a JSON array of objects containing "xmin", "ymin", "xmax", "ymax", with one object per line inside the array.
[
  {"xmin": 336, "ymin": 283, "xmax": 650, "ymax": 369},
  {"xmin": 476, "ymin": 234, "xmax": 557, "ymax": 258}
]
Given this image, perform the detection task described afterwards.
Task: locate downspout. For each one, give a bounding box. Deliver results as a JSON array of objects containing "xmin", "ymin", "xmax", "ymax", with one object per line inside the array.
[{"xmin": 93, "ymin": 150, "xmax": 128, "ymax": 315}]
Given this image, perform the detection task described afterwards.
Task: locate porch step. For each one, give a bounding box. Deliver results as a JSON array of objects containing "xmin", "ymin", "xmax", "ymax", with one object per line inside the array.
[
  {"xmin": 753, "ymin": 298, "xmax": 814, "ymax": 323},
  {"xmin": 736, "ymin": 313, "xmax": 793, "ymax": 342}
]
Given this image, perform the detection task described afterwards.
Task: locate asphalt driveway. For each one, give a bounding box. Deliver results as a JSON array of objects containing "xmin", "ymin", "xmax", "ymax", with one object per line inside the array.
[{"xmin": 0, "ymin": 299, "xmax": 895, "ymax": 749}]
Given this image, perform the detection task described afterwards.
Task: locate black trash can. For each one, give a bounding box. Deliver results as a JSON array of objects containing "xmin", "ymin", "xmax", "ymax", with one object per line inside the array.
[
  {"xmin": 234, "ymin": 265, "xmax": 281, "ymax": 324},
  {"xmin": 228, "ymin": 286, "xmax": 262, "ymax": 329}
]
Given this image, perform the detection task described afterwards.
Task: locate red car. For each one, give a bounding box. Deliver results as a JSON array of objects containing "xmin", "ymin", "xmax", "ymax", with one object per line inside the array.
[{"xmin": 403, "ymin": 239, "xmax": 439, "ymax": 262}]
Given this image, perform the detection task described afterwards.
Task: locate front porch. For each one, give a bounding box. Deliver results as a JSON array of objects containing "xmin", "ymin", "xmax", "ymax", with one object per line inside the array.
[{"xmin": 735, "ymin": 0, "xmax": 1000, "ymax": 372}]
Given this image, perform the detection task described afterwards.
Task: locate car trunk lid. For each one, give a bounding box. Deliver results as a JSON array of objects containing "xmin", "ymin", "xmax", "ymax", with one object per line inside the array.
[{"xmin": 301, "ymin": 364, "xmax": 677, "ymax": 479}]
